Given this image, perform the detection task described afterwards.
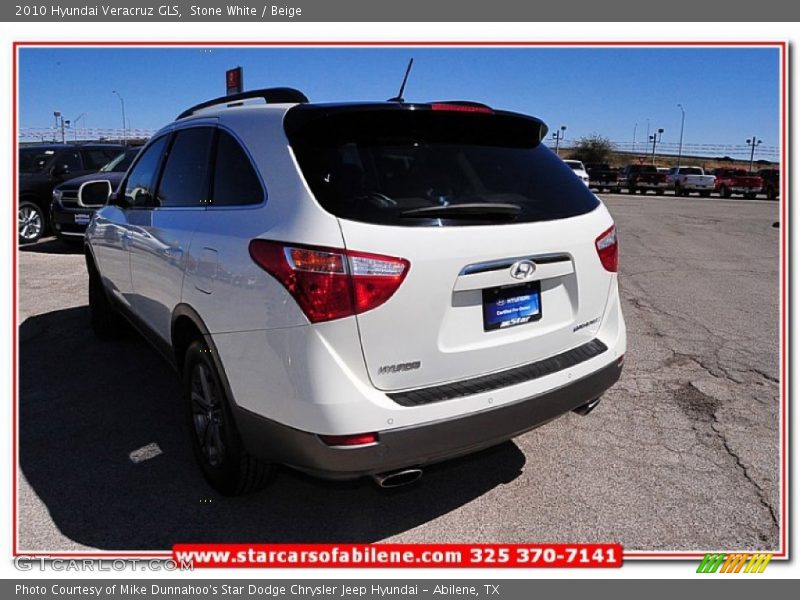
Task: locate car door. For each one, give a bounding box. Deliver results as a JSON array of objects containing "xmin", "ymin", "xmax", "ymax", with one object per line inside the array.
[
  {"xmin": 91, "ymin": 136, "xmax": 169, "ymax": 309},
  {"xmin": 128, "ymin": 125, "xmax": 214, "ymax": 342}
]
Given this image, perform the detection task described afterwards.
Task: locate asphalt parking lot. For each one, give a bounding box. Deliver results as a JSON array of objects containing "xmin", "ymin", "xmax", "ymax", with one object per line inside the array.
[{"xmin": 17, "ymin": 194, "xmax": 780, "ymax": 553}]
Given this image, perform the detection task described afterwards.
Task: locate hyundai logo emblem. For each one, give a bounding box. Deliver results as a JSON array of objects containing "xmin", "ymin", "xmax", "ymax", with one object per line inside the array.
[{"xmin": 509, "ymin": 260, "xmax": 537, "ymax": 280}]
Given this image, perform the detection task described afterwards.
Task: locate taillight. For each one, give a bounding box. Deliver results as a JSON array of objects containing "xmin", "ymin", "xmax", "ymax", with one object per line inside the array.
[
  {"xmin": 595, "ymin": 225, "xmax": 618, "ymax": 272},
  {"xmin": 430, "ymin": 103, "xmax": 493, "ymax": 114},
  {"xmin": 248, "ymin": 240, "xmax": 409, "ymax": 323},
  {"xmin": 318, "ymin": 432, "xmax": 378, "ymax": 447}
]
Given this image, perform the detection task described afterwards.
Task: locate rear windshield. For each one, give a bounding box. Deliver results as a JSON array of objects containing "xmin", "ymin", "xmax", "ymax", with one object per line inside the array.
[
  {"xmin": 681, "ymin": 167, "xmax": 703, "ymax": 175},
  {"xmin": 286, "ymin": 108, "xmax": 600, "ymax": 226}
]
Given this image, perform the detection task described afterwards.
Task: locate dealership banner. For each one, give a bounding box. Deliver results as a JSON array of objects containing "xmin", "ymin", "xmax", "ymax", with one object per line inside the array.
[{"xmin": 4, "ymin": 0, "xmax": 800, "ymax": 22}]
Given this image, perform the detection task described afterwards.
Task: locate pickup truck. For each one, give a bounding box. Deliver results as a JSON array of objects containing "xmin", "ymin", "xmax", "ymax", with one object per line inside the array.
[
  {"xmin": 756, "ymin": 168, "xmax": 779, "ymax": 200},
  {"xmin": 586, "ymin": 163, "xmax": 621, "ymax": 193},
  {"xmin": 667, "ymin": 166, "xmax": 716, "ymax": 197},
  {"xmin": 620, "ymin": 164, "xmax": 668, "ymax": 195},
  {"xmin": 713, "ymin": 168, "xmax": 763, "ymax": 199}
]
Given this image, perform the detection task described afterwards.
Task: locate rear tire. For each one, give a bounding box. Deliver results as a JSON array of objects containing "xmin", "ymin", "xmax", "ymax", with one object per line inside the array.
[
  {"xmin": 88, "ymin": 268, "xmax": 126, "ymax": 340},
  {"xmin": 183, "ymin": 340, "xmax": 275, "ymax": 495},
  {"xmin": 674, "ymin": 183, "xmax": 684, "ymax": 197},
  {"xmin": 719, "ymin": 185, "xmax": 731, "ymax": 198}
]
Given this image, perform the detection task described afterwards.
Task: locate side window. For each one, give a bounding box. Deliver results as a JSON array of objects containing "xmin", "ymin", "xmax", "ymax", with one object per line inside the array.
[
  {"xmin": 56, "ymin": 150, "xmax": 82, "ymax": 173},
  {"xmin": 81, "ymin": 148, "xmax": 112, "ymax": 171},
  {"xmin": 125, "ymin": 136, "xmax": 168, "ymax": 207},
  {"xmin": 211, "ymin": 130, "xmax": 265, "ymax": 206},
  {"xmin": 155, "ymin": 128, "xmax": 215, "ymax": 208}
]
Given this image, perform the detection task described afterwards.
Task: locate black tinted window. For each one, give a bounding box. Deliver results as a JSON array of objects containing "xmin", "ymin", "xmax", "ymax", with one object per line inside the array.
[
  {"xmin": 156, "ymin": 128, "xmax": 214, "ymax": 208},
  {"xmin": 211, "ymin": 131, "xmax": 264, "ymax": 206},
  {"xmin": 81, "ymin": 148, "xmax": 114, "ymax": 170},
  {"xmin": 125, "ymin": 136, "xmax": 168, "ymax": 207},
  {"xmin": 287, "ymin": 108, "xmax": 599, "ymax": 226},
  {"xmin": 57, "ymin": 150, "xmax": 82, "ymax": 172}
]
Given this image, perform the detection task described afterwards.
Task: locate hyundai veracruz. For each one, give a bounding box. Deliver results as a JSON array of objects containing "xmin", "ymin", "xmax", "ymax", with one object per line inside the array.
[{"xmin": 84, "ymin": 88, "xmax": 626, "ymax": 494}]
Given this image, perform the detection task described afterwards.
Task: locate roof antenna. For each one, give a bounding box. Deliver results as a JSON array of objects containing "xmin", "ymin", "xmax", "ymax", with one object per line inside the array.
[{"xmin": 388, "ymin": 58, "xmax": 414, "ymax": 103}]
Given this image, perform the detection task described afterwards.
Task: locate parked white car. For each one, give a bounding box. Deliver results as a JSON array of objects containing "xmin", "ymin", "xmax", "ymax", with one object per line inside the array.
[
  {"xmin": 564, "ymin": 159, "xmax": 590, "ymax": 186},
  {"xmin": 85, "ymin": 88, "xmax": 626, "ymax": 494},
  {"xmin": 667, "ymin": 166, "xmax": 716, "ymax": 197}
]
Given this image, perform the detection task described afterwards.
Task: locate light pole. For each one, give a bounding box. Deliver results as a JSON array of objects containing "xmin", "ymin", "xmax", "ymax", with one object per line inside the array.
[
  {"xmin": 632, "ymin": 122, "xmax": 638, "ymax": 153},
  {"xmin": 650, "ymin": 128, "xmax": 664, "ymax": 166},
  {"xmin": 72, "ymin": 113, "xmax": 86, "ymax": 141},
  {"xmin": 112, "ymin": 90, "xmax": 127, "ymax": 146},
  {"xmin": 552, "ymin": 125, "xmax": 566, "ymax": 157},
  {"xmin": 746, "ymin": 136, "xmax": 762, "ymax": 172},
  {"xmin": 53, "ymin": 111, "xmax": 61, "ymax": 142},
  {"xmin": 676, "ymin": 104, "xmax": 685, "ymax": 167}
]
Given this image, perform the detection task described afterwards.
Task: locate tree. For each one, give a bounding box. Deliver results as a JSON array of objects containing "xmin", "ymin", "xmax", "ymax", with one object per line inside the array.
[{"xmin": 571, "ymin": 134, "xmax": 614, "ymax": 164}]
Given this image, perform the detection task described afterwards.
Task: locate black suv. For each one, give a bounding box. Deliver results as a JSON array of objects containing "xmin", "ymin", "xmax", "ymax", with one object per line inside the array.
[{"xmin": 18, "ymin": 143, "xmax": 124, "ymax": 244}]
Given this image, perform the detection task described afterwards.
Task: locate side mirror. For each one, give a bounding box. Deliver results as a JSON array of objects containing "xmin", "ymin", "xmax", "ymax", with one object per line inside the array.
[
  {"xmin": 78, "ymin": 180, "xmax": 113, "ymax": 207},
  {"xmin": 107, "ymin": 191, "xmax": 130, "ymax": 209}
]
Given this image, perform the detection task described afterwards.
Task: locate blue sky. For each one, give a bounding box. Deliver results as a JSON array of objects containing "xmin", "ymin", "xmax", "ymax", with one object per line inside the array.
[{"xmin": 19, "ymin": 47, "xmax": 779, "ymax": 158}]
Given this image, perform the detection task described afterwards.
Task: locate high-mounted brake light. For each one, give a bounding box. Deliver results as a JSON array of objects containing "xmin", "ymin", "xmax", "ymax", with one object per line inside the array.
[
  {"xmin": 249, "ymin": 240, "xmax": 410, "ymax": 323},
  {"xmin": 430, "ymin": 103, "xmax": 493, "ymax": 114},
  {"xmin": 595, "ymin": 225, "xmax": 618, "ymax": 273},
  {"xmin": 318, "ymin": 432, "xmax": 378, "ymax": 447}
]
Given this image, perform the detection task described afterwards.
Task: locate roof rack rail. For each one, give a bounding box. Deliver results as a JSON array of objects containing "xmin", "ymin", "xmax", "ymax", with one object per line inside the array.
[{"xmin": 177, "ymin": 87, "xmax": 309, "ymax": 120}]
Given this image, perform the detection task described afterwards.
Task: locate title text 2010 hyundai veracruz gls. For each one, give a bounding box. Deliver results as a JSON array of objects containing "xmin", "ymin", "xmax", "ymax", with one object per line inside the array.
[{"xmin": 84, "ymin": 88, "xmax": 625, "ymax": 494}]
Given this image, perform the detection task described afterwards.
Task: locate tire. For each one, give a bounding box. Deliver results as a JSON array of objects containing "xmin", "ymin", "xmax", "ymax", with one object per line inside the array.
[
  {"xmin": 88, "ymin": 268, "xmax": 126, "ymax": 339},
  {"xmin": 700, "ymin": 191, "xmax": 711, "ymax": 198},
  {"xmin": 656, "ymin": 189, "xmax": 664, "ymax": 196},
  {"xmin": 767, "ymin": 185, "xmax": 777, "ymax": 200},
  {"xmin": 18, "ymin": 201, "xmax": 45, "ymax": 245},
  {"xmin": 184, "ymin": 339, "xmax": 275, "ymax": 495},
  {"xmin": 674, "ymin": 183, "xmax": 683, "ymax": 197},
  {"xmin": 627, "ymin": 186, "xmax": 636, "ymax": 195},
  {"xmin": 744, "ymin": 193, "xmax": 756, "ymax": 200},
  {"xmin": 719, "ymin": 185, "xmax": 730, "ymax": 198}
]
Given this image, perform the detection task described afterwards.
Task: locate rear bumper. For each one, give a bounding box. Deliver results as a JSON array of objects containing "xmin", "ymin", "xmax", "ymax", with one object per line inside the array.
[{"xmin": 234, "ymin": 359, "xmax": 623, "ymax": 480}]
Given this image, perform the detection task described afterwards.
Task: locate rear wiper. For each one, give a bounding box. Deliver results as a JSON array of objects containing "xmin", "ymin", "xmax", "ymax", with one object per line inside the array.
[{"xmin": 400, "ymin": 203, "xmax": 522, "ymax": 219}]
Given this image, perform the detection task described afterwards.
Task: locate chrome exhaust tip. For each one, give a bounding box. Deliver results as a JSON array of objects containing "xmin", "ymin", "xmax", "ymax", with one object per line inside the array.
[
  {"xmin": 573, "ymin": 396, "xmax": 603, "ymax": 416},
  {"xmin": 372, "ymin": 468, "xmax": 423, "ymax": 489}
]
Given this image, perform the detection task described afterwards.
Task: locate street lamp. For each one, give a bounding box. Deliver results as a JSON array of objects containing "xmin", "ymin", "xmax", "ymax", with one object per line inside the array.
[
  {"xmin": 552, "ymin": 125, "xmax": 567, "ymax": 157},
  {"xmin": 632, "ymin": 122, "xmax": 638, "ymax": 153},
  {"xmin": 676, "ymin": 104, "xmax": 685, "ymax": 167},
  {"xmin": 72, "ymin": 113, "xmax": 86, "ymax": 141},
  {"xmin": 649, "ymin": 128, "xmax": 664, "ymax": 166},
  {"xmin": 53, "ymin": 111, "xmax": 61, "ymax": 143},
  {"xmin": 746, "ymin": 137, "xmax": 762, "ymax": 172},
  {"xmin": 112, "ymin": 90, "xmax": 127, "ymax": 146}
]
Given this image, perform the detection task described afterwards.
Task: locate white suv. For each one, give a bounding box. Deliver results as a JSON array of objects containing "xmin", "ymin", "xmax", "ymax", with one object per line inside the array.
[{"xmin": 85, "ymin": 88, "xmax": 626, "ymax": 494}]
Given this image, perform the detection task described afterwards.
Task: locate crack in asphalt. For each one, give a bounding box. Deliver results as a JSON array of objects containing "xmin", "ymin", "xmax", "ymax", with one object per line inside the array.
[{"xmin": 620, "ymin": 278, "xmax": 779, "ymax": 543}]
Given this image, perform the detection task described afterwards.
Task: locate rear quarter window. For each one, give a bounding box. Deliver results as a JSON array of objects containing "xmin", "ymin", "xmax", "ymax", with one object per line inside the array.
[{"xmin": 286, "ymin": 108, "xmax": 600, "ymax": 227}]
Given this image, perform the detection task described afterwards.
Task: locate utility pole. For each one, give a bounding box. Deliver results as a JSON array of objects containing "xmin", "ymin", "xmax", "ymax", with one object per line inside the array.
[{"xmin": 632, "ymin": 122, "xmax": 637, "ymax": 153}]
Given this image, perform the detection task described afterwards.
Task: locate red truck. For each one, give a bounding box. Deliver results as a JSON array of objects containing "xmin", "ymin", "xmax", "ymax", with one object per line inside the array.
[
  {"xmin": 620, "ymin": 164, "xmax": 668, "ymax": 195},
  {"xmin": 713, "ymin": 168, "xmax": 763, "ymax": 199}
]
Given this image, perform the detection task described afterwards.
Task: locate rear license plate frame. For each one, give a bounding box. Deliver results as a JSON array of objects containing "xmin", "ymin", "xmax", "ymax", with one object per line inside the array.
[{"xmin": 482, "ymin": 280, "xmax": 542, "ymax": 332}]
